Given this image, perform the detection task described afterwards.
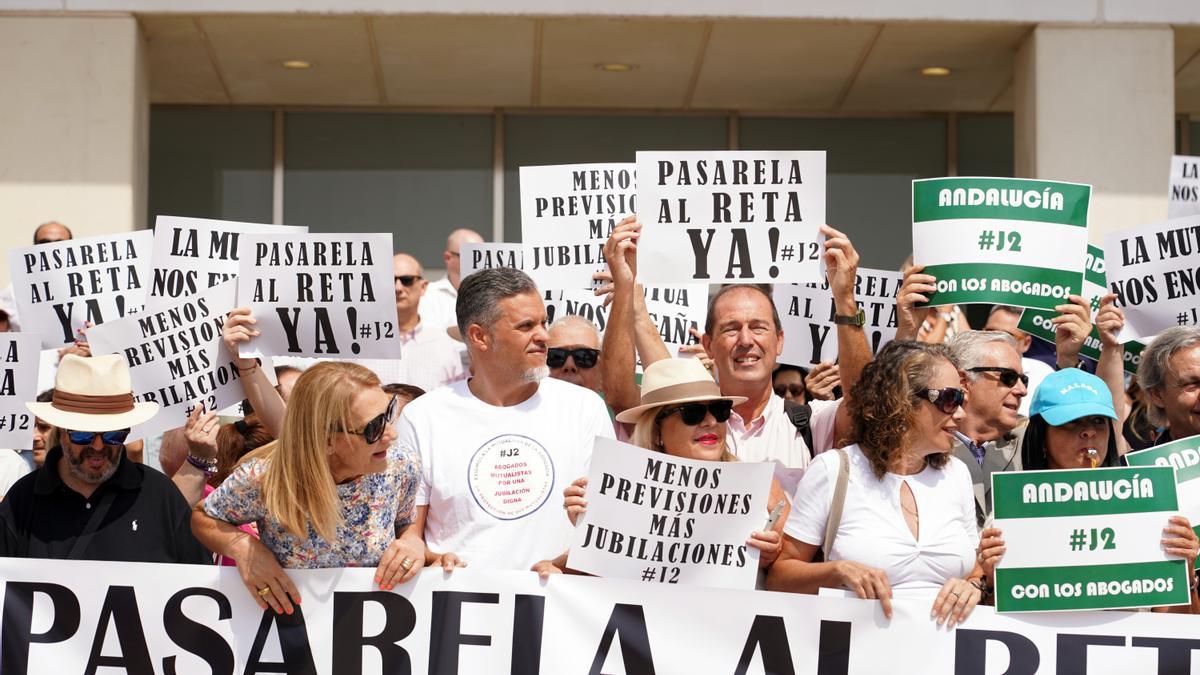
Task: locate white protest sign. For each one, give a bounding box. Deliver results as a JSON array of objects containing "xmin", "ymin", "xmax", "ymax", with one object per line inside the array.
[
  {"xmin": 237, "ymin": 233, "xmax": 401, "ymax": 360},
  {"xmin": 913, "ymin": 177, "xmax": 1090, "ymax": 311},
  {"xmin": 520, "ymin": 163, "xmax": 636, "ymax": 289},
  {"xmin": 636, "ymin": 151, "xmax": 825, "ymax": 284},
  {"xmin": 461, "ymin": 242, "xmax": 524, "ymax": 279},
  {"xmin": 547, "ymin": 285, "xmax": 708, "ymax": 364},
  {"xmin": 85, "ymin": 280, "xmax": 275, "ymax": 440},
  {"xmin": 3, "ymin": 558, "xmax": 1200, "ymax": 673},
  {"xmin": 1168, "ymin": 155, "xmax": 1200, "ymax": 219},
  {"xmin": 992, "ymin": 466, "xmax": 1191, "ymax": 612},
  {"xmin": 1104, "ymin": 215, "xmax": 1200, "ymax": 340},
  {"xmin": 7, "ymin": 230, "xmax": 153, "ymax": 348},
  {"xmin": 148, "ymin": 215, "xmax": 307, "ymax": 307},
  {"xmin": 567, "ymin": 436, "xmax": 773, "ymax": 590},
  {"xmin": 774, "ymin": 267, "xmax": 900, "ymax": 367},
  {"xmin": 0, "ymin": 334, "xmax": 41, "ymax": 449}
]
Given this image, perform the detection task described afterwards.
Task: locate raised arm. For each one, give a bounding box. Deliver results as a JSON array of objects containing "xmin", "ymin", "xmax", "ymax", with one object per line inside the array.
[
  {"xmin": 1094, "ymin": 294, "xmax": 1129, "ymax": 447},
  {"xmin": 601, "ymin": 217, "xmax": 650, "ymax": 415},
  {"xmin": 822, "ymin": 225, "xmax": 869, "ymax": 446},
  {"xmin": 222, "ymin": 308, "xmax": 286, "ymax": 437},
  {"xmin": 895, "ymin": 264, "xmax": 938, "ymax": 342},
  {"xmin": 1051, "ymin": 295, "xmax": 1092, "ymax": 371}
]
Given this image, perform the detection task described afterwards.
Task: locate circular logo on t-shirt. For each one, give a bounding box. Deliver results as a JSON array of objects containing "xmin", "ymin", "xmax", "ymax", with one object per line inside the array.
[{"xmin": 467, "ymin": 434, "xmax": 555, "ymax": 520}]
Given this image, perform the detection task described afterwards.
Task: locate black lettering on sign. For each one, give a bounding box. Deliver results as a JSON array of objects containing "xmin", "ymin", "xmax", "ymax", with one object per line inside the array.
[
  {"xmin": 83, "ymin": 586, "xmax": 153, "ymax": 675},
  {"xmin": 1130, "ymin": 636, "xmax": 1200, "ymax": 675},
  {"xmin": 1, "ymin": 582, "xmax": 81, "ymax": 675},
  {"xmin": 953, "ymin": 629, "xmax": 1039, "ymax": 675},
  {"xmin": 162, "ymin": 587, "xmax": 235, "ymax": 675},
  {"xmin": 331, "ymin": 591, "xmax": 416, "ymax": 675},
  {"xmin": 244, "ymin": 605, "xmax": 317, "ymax": 675},
  {"xmin": 429, "ymin": 591, "xmax": 499, "ymax": 674},
  {"xmin": 733, "ymin": 615, "xmax": 795, "ymax": 675},
  {"xmin": 587, "ymin": 604, "xmax": 656, "ymax": 675}
]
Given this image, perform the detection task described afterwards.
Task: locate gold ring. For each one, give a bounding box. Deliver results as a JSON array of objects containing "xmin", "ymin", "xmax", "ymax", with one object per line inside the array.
[
  {"xmin": 400, "ymin": 557, "xmax": 414, "ymax": 571},
  {"xmin": 257, "ymin": 586, "xmax": 271, "ymax": 596}
]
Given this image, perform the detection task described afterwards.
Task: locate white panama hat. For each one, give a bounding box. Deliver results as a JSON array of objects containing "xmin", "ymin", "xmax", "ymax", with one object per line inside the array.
[{"xmin": 26, "ymin": 354, "xmax": 159, "ymax": 432}]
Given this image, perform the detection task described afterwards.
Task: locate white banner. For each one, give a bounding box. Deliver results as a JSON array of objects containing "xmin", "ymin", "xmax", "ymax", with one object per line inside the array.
[
  {"xmin": 461, "ymin": 242, "xmax": 524, "ymax": 279},
  {"xmin": 237, "ymin": 233, "xmax": 401, "ymax": 360},
  {"xmin": 1169, "ymin": 155, "xmax": 1200, "ymax": 219},
  {"xmin": 85, "ymin": 280, "xmax": 275, "ymax": 440},
  {"xmin": 567, "ymin": 437, "xmax": 772, "ymax": 590},
  {"xmin": 3, "ymin": 558, "xmax": 1200, "ymax": 674},
  {"xmin": 7, "ymin": 231, "xmax": 153, "ymax": 348},
  {"xmin": 774, "ymin": 267, "xmax": 900, "ymax": 367},
  {"xmin": 149, "ymin": 215, "xmax": 307, "ymax": 307},
  {"xmin": 1103, "ymin": 215, "xmax": 1200, "ymax": 340},
  {"xmin": 0, "ymin": 334, "xmax": 41, "ymax": 449},
  {"xmin": 520, "ymin": 163, "xmax": 636, "ymax": 290},
  {"xmin": 636, "ymin": 151, "xmax": 826, "ymax": 285}
]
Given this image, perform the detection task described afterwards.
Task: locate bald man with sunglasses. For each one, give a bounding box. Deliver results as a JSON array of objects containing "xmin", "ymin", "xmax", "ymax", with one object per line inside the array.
[{"xmin": 387, "ymin": 253, "xmax": 466, "ymax": 392}]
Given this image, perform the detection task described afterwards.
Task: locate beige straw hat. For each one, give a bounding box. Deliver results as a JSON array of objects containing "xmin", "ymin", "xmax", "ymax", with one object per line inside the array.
[
  {"xmin": 615, "ymin": 357, "xmax": 746, "ymax": 424},
  {"xmin": 26, "ymin": 354, "xmax": 159, "ymax": 432}
]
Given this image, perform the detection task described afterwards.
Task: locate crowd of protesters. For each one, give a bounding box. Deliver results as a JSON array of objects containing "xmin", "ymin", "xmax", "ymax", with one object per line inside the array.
[{"xmin": 0, "ymin": 216, "xmax": 1197, "ymax": 626}]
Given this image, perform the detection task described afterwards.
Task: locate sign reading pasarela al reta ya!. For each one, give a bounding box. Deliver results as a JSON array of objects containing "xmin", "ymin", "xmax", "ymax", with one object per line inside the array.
[
  {"xmin": 1124, "ymin": 434, "xmax": 1200, "ymax": 539},
  {"xmin": 1017, "ymin": 244, "xmax": 1145, "ymax": 375},
  {"xmin": 992, "ymin": 466, "xmax": 1191, "ymax": 613},
  {"xmin": 912, "ymin": 177, "xmax": 1090, "ymax": 311},
  {"xmin": 635, "ymin": 151, "xmax": 826, "ymax": 285}
]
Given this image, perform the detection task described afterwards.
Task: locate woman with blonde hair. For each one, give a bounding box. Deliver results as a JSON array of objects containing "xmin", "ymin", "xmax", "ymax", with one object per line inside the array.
[
  {"xmin": 544, "ymin": 219, "xmax": 786, "ymax": 578},
  {"xmin": 192, "ymin": 349, "xmax": 424, "ymax": 615}
]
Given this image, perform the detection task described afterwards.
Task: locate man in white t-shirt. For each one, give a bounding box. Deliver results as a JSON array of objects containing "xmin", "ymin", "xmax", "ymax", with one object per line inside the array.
[
  {"xmin": 701, "ymin": 225, "xmax": 872, "ymax": 469},
  {"xmin": 397, "ymin": 267, "xmax": 614, "ymax": 570},
  {"xmin": 421, "ymin": 228, "xmax": 484, "ymax": 334}
]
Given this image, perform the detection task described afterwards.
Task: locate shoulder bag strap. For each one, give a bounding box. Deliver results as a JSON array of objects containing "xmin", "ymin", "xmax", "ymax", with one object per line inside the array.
[
  {"xmin": 822, "ymin": 447, "xmax": 850, "ymax": 555},
  {"xmin": 66, "ymin": 490, "xmax": 117, "ymax": 560}
]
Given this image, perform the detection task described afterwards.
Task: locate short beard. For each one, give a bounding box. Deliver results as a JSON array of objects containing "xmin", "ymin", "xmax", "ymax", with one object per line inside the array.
[
  {"xmin": 522, "ymin": 365, "xmax": 550, "ymax": 383},
  {"xmin": 65, "ymin": 445, "xmax": 120, "ymax": 485}
]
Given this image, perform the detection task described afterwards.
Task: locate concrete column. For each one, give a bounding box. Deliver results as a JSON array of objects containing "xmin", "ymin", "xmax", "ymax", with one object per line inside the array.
[
  {"xmin": 0, "ymin": 16, "xmax": 148, "ymax": 286},
  {"xmin": 1015, "ymin": 25, "xmax": 1175, "ymax": 245}
]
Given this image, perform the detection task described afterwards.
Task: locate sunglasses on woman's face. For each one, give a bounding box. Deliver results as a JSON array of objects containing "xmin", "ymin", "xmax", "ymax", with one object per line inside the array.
[
  {"xmin": 968, "ymin": 366, "xmax": 1029, "ymax": 388},
  {"xmin": 659, "ymin": 400, "xmax": 734, "ymax": 426},
  {"xmin": 336, "ymin": 395, "xmax": 399, "ymax": 445},
  {"xmin": 546, "ymin": 347, "xmax": 600, "ymax": 369},
  {"xmin": 66, "ymin": 429, "xmax": 131, "ymax": 446},
  {"xmin": 916, "ymin": 387, "xmax": 966, "ymax": 414}
]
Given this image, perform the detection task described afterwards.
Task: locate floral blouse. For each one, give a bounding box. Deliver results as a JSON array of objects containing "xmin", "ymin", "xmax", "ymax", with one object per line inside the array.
[{"xmin": 203, "ymin": 447, "xmax": 420, "ymax": 568}]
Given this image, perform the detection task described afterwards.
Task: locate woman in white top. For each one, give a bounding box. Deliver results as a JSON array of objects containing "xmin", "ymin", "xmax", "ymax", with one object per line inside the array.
[{"xmin": 766, "ymin": 340, "xmax": 985, "ymax": 627}]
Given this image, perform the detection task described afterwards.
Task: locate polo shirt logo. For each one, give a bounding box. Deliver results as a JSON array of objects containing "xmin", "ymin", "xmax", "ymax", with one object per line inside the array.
[{"xmin": 131, "ymin": 520, "xmax": 138, "ymax": 531}]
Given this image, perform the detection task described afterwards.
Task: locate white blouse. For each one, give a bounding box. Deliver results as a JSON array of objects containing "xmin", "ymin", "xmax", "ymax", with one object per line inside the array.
[{"xmin": 785, "ymin": 443, "xmax": 979, "ymax": 593}]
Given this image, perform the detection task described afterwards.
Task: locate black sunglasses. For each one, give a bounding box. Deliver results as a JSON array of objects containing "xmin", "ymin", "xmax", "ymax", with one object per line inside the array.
[
  {"xmin": 968, "ymin": 367, "xmax": 1029, "ymax": 388},
  {"xmin": 773, "ymin": 383, "xmax": 805, "ymax": 398},
  {"xmin": 394, "ymin": 275, "xmax": 423, "ymax": 287},
  {"xmin": 658, "ymin": 400, "xmax": 734, "ymax": 426},
  {"xmin": 915, "ymin": 388, "xmax": 966, "ymax": 414},
  {"xmin": 66, "ymin": 429, "xmax": 131, "ymax": 446},
  {"xmin": 547, "ymin": 347, "xmax": 600, "ymax": 369},
  {"xmin": 335, "ymin": 395, "xmax": 398, "ymax": 445}
]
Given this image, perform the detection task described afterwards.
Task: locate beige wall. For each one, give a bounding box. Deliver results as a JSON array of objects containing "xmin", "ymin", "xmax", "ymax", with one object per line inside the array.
[
  {"xmin": 0, "ymin": 15, "xmax": 147, "ymax": 286},
  {"xmin": 1015, "ymin": 25, "xmax": 1175, "ymax": 245}
]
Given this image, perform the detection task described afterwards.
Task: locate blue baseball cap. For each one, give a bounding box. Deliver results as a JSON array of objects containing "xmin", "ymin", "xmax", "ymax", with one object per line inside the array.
[{"xmin": 1029, "ymin": 368, "xmax": 1116, "ymax": 426}]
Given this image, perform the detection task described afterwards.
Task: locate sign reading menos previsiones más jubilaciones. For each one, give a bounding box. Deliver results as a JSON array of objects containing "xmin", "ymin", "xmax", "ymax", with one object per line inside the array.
[
  {"xmin": 913, "ymin": 177, "xmax": 1090, "ymax": 311},
  {"xmin": 992, "ymin": 466, "xmax": 1191, "ymax": 613}
]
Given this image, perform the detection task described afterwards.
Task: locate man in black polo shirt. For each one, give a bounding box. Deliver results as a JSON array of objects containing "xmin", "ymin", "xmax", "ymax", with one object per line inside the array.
[{"xmin": 0, "ymin": 354, "xmax": 208, "ymax": 563}]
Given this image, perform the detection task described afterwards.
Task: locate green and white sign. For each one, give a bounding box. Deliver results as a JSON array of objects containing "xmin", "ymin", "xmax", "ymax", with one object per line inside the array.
[
  {"xmin": 1017, "ymin": 244, "xmax": 1145, "ymax": 374},
  {"xmin": 912, "ymin": 177, "xmax": 1090, "ymax": 311},
  {"xmin": 1125, "ymin": 434, "xmax": 1200, "ymax": 539},
  {"xmin": 992, "ymin": 466, "xmax": 1191, "ymax": 612}
]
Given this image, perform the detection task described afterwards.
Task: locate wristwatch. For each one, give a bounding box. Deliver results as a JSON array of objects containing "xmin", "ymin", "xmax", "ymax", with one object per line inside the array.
[{"xmin": 833, "ymin": 308, "xmax": 865, "ymax": 327}]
